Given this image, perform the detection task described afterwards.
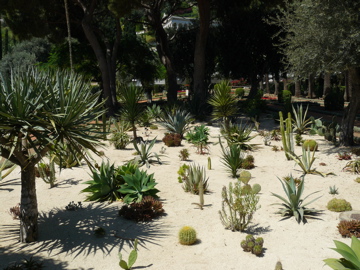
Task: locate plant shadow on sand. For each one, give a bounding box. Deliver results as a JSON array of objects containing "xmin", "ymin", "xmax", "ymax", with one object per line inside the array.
[{"xmin": 0, "ymin": 202, "xmax": 169, "ymax": 267}]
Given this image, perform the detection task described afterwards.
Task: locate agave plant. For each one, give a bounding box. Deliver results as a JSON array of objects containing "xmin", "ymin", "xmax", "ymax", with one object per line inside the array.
[
  {"xmin": 271, "ymin": 176, "xmax": 322, "ymax": 223},
  {"xmin": 81, "ymin": 161, "xmax": 122, "ymax": 202},
  {"xmin": 133, "ymin": 137, "xmax": 163, "ymax": 168},
  {"xmin": 208, "ymin": 80, "xmax": 238, "ymax": 128},
  {"xmin": 292, "ymin": 104, "xmax": 312, "ymax": 135},
  {"xmin": 219, "ymin": 138, "xmax": 244, "ymax": 178},
  {"xmin": 288, "ymin": 147, "xmax": 333, "ymax": 177},
  {"xmin": 182, "ymin": 163, "xmax": 209, "ymax": 194},
  {"xmin": 159, "ymin": 108, "xmax": 193, "ymax": 137},
  {"xmin": 324, "ymin": 236, "xmax": 360, "ymax": 269},
  {"xmin": 220, "ymin": 121, "xmax": 257, "ymax": 150},
  {"xmin": 118, "ymin": 168, "xmax": 160, "ymax": 204},
  {"xmin": 146, "ymin": 104, "xmax": 162, "ymax": 121}
]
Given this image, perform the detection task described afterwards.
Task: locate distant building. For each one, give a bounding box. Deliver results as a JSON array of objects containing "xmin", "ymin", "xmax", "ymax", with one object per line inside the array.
[{"xmin": 163, "ymin": 16, "xmax": 193, "ymax": 29}]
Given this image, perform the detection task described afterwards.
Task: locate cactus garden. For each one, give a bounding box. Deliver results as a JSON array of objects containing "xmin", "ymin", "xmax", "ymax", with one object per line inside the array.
[{"xmin": 1, "ymin": 108, "xmax": 360, "ymax": 270}]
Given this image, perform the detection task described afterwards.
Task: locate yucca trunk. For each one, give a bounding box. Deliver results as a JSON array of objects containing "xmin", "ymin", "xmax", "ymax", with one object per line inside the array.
[{"xmin": 20, "ymin": 164, "xmax": 38, "ymax": 242}]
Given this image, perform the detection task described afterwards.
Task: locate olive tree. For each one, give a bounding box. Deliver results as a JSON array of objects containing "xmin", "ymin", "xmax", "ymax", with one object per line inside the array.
[
  {"xmin": 0, "ymin": 68, "xmax": 105, "ymax": 242},
  {"xmin": 274, "ymin": 0, "xmax": 360, "ymax": 145}
]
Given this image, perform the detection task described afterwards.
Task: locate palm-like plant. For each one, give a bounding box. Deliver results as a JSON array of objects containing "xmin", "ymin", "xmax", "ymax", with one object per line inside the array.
[
  {"xmin": 292, "ymin": 104, "xmax": 312, "ymax": 135},
  {"xmin": 271, "ymin": 176, "xmax": 322, "ymax": 223},
  {"xmin": 133, "ymin": 137, "xmax": 163, "ymax": 168},
  {"xmin": 208, "ymin": 81, "xmax": 238, "ymax": 128},
  {"xmin": 219, "ymin": 138, "xmax": 244, "ymax": 178},
  {"xmin": 118, "ymin": 84, "xmax": 145, "ymax": 139},
  {"xmin": 0, "ymin": 68, "xmax": 105, "ymax": 242}
]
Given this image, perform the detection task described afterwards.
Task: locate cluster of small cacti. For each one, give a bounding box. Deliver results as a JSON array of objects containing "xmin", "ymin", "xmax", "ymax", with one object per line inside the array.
[
  {"xmin": 238, "ymin": 171, "xmax": 261, "ymax": 195},
  {"xmin": 240, "ymin": 234, "xmax": 264, "ymax": 256},
  {"xmin": 241, "ymin": 155, "xmax": 255, "ymax": 169},
  {"xmin": 178, "ymin": 226, "xmax": 197, "ymax": 245},
  {"xmin": 302, "ymin": 139, "xmax": 318, "ymax": 151},
  {"xmin": 327, "ymin": 198, "xmax": 352, "ymax": 212}
]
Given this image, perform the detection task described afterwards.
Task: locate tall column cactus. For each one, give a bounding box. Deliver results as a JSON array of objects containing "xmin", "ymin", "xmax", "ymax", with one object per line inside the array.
[{"xmin": 279, "ymin": 111, "xmax": 294, "ymax": 160}]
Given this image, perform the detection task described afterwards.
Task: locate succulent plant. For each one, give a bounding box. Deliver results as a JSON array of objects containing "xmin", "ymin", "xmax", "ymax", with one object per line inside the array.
[
  {"xmin": 239, "ymin": 171, "xmax": 251, "ymax": 184},
  {"xmin": 178, "ymin": 226, "xmax": 197, "ymax": 245},
  {"xmin": 302, "ymin": 139, "xmax": 318, "ymax": 151},
  {"xmin": 252, "ymin": 244, "xmax": 263, "ymax": 256},
  {"xmin": 274, "ymin": 261, "xmax": 283, "ymax": 270},
  {"xmin": 245, "ymin": 234, "xmax": 255, "ymax": 243},
  {"xmin": 337, "ymin": 220, "xmax": 360, "ymax": 238},
  {"xmin": 327, "ymin": 198, "xmax": 352, "ymax": 212},
  {"xmin": 255, "ymin": 237, "xmax": 264, "ymax": 246},
  {"xmin": 252, "ymin": 184, "xmax": 261, "ymax": 194}
]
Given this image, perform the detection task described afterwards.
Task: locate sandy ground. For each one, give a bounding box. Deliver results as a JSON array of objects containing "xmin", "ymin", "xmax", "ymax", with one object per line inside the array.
[{"xmin": 1, "ymin": 114, "xmax": 359, "ymax": 270}]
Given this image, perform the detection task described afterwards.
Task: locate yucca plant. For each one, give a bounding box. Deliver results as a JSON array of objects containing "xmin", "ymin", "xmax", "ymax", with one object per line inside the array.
[
  {"xmin": 271, "ymin": 176, "xmax": 322, "ymax": 223},
  {"xmin": 159, "ymin": 108, "xmax": 193, "ymax": 137},
  {"xmin": 324, "ymin": 236, "xmax": 360, "ymax": 269},
  {"xmin": 208, "ymin": 80, "xmax": 238, "ymax": 128},
  {"xmin": 220, "ymin": 121, "xmax": 257, "ymax": 150},
  {"xmin": 118, "ymin": 84, "xmax": 145, "ymax": 139},
  {"xmin": 118, "ymin": 168, "xmax": 160, "ymax": 204},
  {"xmin": 53, "ymin": 141, "xmax": 85, "ymax": 168},
  {"xmin": 219, "ymin": 138, "xmax": 244, "ymax": 178},
  {"xmin": 133, "ymin": 137, "xmax": 163, "ymax": 168},
  {"xmin": 0, "ymin": 158, "xmax": 16, "ymax": 181},
  {"xmin": 292, "ymin": 104, "xmax": 312, "ymax": 135}
]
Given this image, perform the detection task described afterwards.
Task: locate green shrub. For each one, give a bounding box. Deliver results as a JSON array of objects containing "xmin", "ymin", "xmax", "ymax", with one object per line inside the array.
[
  {"xmin": 302, "ymin": 139, "xmax": 318, "ymax": 151},
  {"xmin": 178, "ymin": 226, "xmax": 197, "ymax": 245},
  {"xmin": 179, "ymin": 148, "xmax": 190, "ymax": 161},
  {"xmin": 235, "ymin": 88, "xmax": 245, "ymax": 98},
  {"xmin": 177, "ymin": 164, "xmax": 190, "ymax": 183},
  {"xmin": 327, "ymin": 198, "xmax": 352, "ymax": 212},
  {"xmin": 185, "ymin": 125, "xmax": 210, "ymax": 154}
]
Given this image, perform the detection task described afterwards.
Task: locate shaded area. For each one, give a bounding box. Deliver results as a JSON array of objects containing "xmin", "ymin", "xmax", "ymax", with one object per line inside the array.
[
  {"xmin": 0, "ymin": 203, "xmax": 169, "ymax": 267},
  {"xmin": 0, "ymin": 177, "xmax": 21, "ymax": 192}
]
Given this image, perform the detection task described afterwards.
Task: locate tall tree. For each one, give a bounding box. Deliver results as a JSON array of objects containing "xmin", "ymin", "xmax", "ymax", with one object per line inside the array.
[
  {"xmin": 274, "ymin": 0, "xmax": 360, "ymax": 145},
  {"xmin": 109, "ymin": 0, "xmax": 189, "ymax": 103},
  {"xmin": 0, "ymin": 68, "xmax": 104, "ymax": 242},
  {"xmin": 192, "ymin": 0, "xmax": 211, "ymax": 102},
  {"xmin": 0, "ymin": 0, "xmax": 122, "ymax": 115}
]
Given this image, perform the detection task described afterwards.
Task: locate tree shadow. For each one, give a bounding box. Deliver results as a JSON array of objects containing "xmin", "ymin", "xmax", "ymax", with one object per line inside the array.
[
  {"xmin": 0, "ymin": 247, "xmax": 70, "ymax": 270},
  {"xmin": 0, "ymin": 178, "xmax": 21, "ymax": 192},
  {"xmin": 2, "ymin": 203, "xmax": 169, "ymax": 260}
]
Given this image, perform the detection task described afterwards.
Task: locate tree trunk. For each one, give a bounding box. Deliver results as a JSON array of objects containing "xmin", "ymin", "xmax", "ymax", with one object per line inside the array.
[
  {"xmin": 265, "ymin": 74, "xmax": 270, "ymax": 94},
  {"xmin": 248, "ymin": 73, "xmax": 260, "ymax": 99},
  {"xmin": 308, "ymin": 73, "xmax": 314, "ymax": 98},
  {"xmin": 148, "ymin": 13, "xmax": 178, "ymax": 104},
  {"xmin": 344, "ymin": 70, "xmax": 350, "ymax": 102},
  {"xmin": 340, "ymin": 67, "xmax": 360, "ymax": 146},
  {"xmin": 19, "ymin": 164, "xmax": 38, "ymax": 242},
  {"xmin": 77, "ymin": 0, "xmax": 119, "ymax": 116},
  {"xmin": 193, "ymin": 0, "xmax": 210, "ymax": 102},
  {"xmin": 282, "ymin": 72, "xmax": 288, "ymax": 91},
  {"xmin": 274, "ymin": 73, "xmax": 279, "ymax": 95},
  {"xmin": 0, "ymin": 18, "xmax": 2, "ymax": 60},
  {"xmin": 323, "ymin": 72, "xmax": 331, "ymax": 98},
  {"xmin": 295, "ymin": 79, "xmax": 301, "ymax": 97}
]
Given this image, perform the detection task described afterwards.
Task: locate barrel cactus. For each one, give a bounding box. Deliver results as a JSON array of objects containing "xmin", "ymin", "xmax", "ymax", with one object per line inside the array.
[
  {"xmin": 302, "ymin": 139, "xmax": 318, "ymax": 151},
  {"xmin": 252, "ymin": 244, "xmax": 263, "ymax": 256},
  {"xmin": 178, "ymin": 226, "xmax": 197, "ymax": 245}
]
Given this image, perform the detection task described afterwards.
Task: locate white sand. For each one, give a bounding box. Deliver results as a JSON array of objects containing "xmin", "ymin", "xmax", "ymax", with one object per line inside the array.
[{"xmin": 1, "ymin": 116, "xmax": 359, "ymax": 270}]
